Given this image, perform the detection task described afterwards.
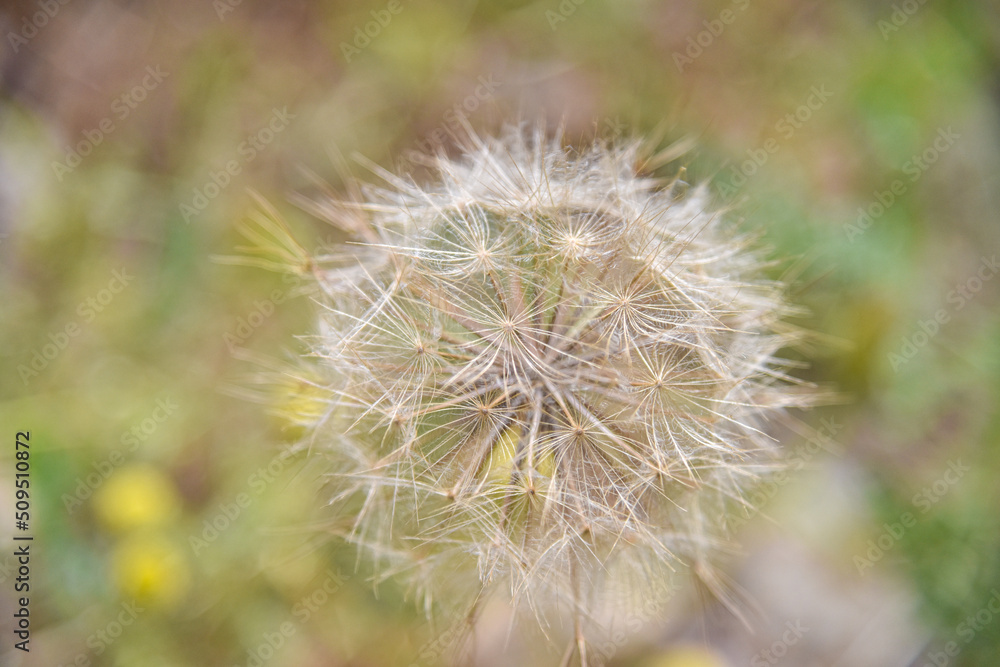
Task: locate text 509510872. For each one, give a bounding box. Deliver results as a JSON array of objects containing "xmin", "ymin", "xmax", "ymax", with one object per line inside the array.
[{"xmin": 13, "ymin": 430, "xmax": 32, "ymax": 653}]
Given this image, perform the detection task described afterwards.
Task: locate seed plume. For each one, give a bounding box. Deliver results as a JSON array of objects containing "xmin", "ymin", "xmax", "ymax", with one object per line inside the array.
[{"xmin": 285, "ymin": 126, "xmax": 811, "ymax": 662}]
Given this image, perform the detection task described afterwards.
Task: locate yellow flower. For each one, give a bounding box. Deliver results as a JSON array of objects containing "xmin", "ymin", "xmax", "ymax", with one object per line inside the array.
[
  {"xmin": 643, "ymin": 645, "xmax": 728, "ymax": 667},
  {"xmin": 272, "ymin": 374, "xmax": 330, "ymax": 432},
  {"xmin": 112, "ymin": 532, "xmax": 190, "ymax": 609},
  {"xmin": 93, "ymin": 464, "xmax": 180, "ymax": 532}
]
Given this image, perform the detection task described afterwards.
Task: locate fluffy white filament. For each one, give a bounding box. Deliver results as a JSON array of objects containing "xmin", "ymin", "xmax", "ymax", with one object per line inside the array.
[{"xmin": 297, "ymin": 126, "xmax": 810, "ymax": 660}]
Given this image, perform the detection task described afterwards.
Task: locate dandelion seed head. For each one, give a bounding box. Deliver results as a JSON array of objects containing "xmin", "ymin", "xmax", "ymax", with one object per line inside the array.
[{"xmin": 294, "ymin": 125, "xmax": 811, "ymax": 644}]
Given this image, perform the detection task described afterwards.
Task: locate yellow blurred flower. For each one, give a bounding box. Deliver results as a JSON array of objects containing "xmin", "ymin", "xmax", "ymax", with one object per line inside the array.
[
  {"xmin": 643, "ymin": 645, "xmax": 729, "ymax": 667},
  {"xmin": 271, "ymin": 374, "xmax": 330, "ymax": 431},
  {"xmin": 112, "ymin": 532, "xmax": 191, "ymax": 609},
  {"xmin": 93, "ymin": 464, "xmax": 181, "ymax": 532}
]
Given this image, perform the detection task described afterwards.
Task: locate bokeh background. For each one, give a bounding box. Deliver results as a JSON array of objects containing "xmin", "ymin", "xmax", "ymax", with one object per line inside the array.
[{"xmin": 2, "ymin": 0, "xmax": 999, "ymax": 665}]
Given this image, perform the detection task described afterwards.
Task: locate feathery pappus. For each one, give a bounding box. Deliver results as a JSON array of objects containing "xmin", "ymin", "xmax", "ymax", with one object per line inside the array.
[{"xmin": 259, "ymin": 125, "xmax": 814, "ymax": 664}]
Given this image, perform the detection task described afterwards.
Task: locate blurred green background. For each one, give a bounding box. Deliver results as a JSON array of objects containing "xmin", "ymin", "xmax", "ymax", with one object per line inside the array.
[{"xmin": 1, "ymin": 0, "xmax": 999, "ymax": 665}]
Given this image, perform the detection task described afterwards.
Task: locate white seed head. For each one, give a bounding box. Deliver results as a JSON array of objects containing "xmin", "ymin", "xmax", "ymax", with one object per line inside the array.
[{"xmin": 296, "ymin": 126, "xmax": 810, "ymax": 645}]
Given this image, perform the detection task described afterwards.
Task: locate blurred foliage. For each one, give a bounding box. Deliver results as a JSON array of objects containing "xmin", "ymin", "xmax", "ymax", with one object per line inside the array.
[{"xmin": 0, "ymin": 0, "xmax": 999, "ymax": 665}]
